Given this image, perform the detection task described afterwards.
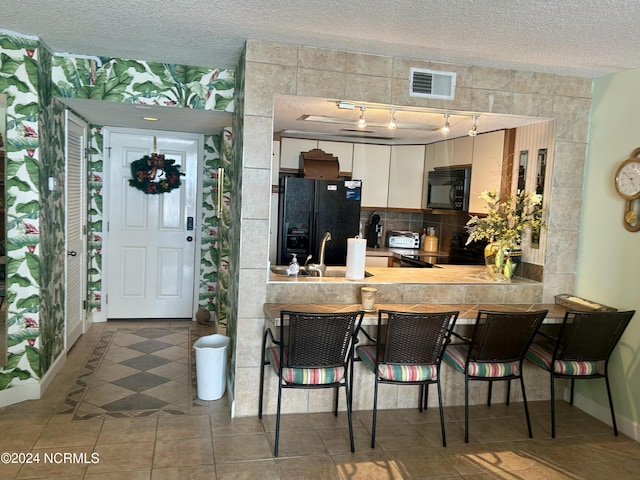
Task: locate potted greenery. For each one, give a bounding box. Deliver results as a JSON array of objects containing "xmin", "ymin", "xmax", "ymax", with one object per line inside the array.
[{"xmin": 465, "ymin": 190, "xmax": 545, "ymax": 281}]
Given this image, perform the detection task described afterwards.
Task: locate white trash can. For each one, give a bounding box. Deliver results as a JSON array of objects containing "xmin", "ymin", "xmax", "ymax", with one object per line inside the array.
[{"xmin": 193, "ymin": 334, "xmax": 230, "ymax": 400}]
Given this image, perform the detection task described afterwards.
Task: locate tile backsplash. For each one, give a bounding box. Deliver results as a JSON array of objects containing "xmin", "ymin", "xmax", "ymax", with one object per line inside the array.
[{"xmin": 361, "ymin": 208, "xmax": 470, "ymax": 251}]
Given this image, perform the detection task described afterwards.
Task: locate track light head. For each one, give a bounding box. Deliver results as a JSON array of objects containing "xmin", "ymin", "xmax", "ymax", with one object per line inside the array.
[
  {"xmin": 441, "ymin": 113, "xmax": 450, "ymax": 134},
  {"xmin": 358, "ymin": 107, "xmax": 367, "ymax": 127},
  {"xmin": 468, "ymin": 115, "xmax": 478, "ymax": 136},
  {"xmin": 388, "ymin": 109, "xmax": 397, "ymax": 129}
]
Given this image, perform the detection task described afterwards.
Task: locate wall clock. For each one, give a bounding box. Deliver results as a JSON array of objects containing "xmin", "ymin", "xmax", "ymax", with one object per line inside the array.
[{"xmin": 614, "ymin": 147, "xmax": 640, "ymax": 232}]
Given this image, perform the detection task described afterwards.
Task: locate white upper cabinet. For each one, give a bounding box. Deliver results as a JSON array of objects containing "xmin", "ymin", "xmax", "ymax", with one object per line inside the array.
[
  {"xmin": 388, "ymin": 145, "xmax": 426, "ymax": 209},
  {"xmin": 452, "ymin": 136, "xmax": 474, "ymax": 166},
  {"xmin": 278, "ymin": 138, "xmax": 354, "ymax": 174},
  {"xmin": 318, "ymin": 140, "xmax": 353, "ymax": 174},
  {"xmin": 431, "ymin": 139, "xmax": 454, "ymax": 169},
  {"xmin": 352, "ymin": 144, "xmax": 391, "ymax": 208},
  {"xmin": 468, "ymin": 130, "xmax": 506, "ymax": 214},
  {"xmin": 279, "ymin": 138, "xmax": 318, "ymax": 170}
]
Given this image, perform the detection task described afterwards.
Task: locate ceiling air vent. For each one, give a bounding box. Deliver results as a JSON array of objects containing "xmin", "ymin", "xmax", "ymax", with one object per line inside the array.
[{"xmin": 409, "ymin": 67, "xmax": 456, "ymax": 100}]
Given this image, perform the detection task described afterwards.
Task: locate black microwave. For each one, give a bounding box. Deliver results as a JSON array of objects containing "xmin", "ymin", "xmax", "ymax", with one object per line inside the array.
[{"xmin": 427, "ymin": 167, "xmax": 471, "ymax": 211}]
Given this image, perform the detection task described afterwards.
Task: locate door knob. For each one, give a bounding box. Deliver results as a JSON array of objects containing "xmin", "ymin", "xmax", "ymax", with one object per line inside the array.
[
  {"xmin": 67, "ymin": 251, "xmax": 77, "ymax": 256},
  {"xmin": 186, "ymin": 236, "xmax": 193, "ymax": 242}
]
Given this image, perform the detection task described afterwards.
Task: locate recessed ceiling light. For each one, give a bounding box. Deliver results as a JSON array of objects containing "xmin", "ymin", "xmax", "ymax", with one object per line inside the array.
[{"xmin": 142, "ymin": 116, "xmax": 158, "ymax": 121}]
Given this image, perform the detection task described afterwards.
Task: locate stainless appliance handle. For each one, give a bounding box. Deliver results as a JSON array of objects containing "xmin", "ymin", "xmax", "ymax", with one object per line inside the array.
[{"xmin": 216, "ymin": 167, "xmax": 225, "ymax": 217}]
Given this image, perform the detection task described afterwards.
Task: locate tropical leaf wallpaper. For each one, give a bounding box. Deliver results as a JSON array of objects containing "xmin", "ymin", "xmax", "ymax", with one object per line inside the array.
[
  {"xmin": 0, "ymin": 33, "xmax": 43, "ymax": 389},
  {"xmin": 0, "ymin": 30, "xmax": 235, "ymax": 394},
  {"xmin": 51, "ymin": 56, "xmax": 234, "ymax": 111}
]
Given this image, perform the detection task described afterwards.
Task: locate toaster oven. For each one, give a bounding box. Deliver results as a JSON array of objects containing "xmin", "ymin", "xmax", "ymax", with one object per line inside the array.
[{"xmin": 387, "ymin": 231, "xmax": 420, "ymax": 249}]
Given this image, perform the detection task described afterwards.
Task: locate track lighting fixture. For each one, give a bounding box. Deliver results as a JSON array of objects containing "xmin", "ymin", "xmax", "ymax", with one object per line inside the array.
[
  {"xmin": 468, "ymin": 115, "xmax": 478, "ymax": 136},
  {"xmin": 358, "ymin": 107, "xmax": 367, "ymax": 127},
  {"xmin": 330, "ymin": 100, "xmax": 484, "ymax": 136},
  {"xmin": 441, "ymin": 113, "xmax": 450, "ymax": 134},
  {"xmin": 388, "ymin": 109, "xmax": 397, "ymax": 129}
]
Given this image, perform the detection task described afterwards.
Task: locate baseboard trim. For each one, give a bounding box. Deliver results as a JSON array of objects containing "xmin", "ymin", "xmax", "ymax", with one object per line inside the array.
[{"xmin": 572, "ymin": 391, "xmax": 640, "ymax": 442}]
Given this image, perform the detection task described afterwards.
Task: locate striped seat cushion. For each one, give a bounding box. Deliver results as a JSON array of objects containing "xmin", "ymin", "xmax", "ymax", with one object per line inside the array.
[
  {"xmin": 356, "ymin": 345, "xmax": 438, "ymax": 382},
  {"xmin": 526, "ymin": 342, "xmax": 604, "ymax": 376},
  {"xmin": 266, "ymin": 347, "xmax": 344, "ymax": 385},
  {"xmin": 443, "ymin": 344, "xmax": 520, "ymax": 378}
]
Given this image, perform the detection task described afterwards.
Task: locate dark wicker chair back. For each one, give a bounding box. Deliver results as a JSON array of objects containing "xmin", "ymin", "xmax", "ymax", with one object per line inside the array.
[
  {"xmin": 382, "ymin": 310, "xmax": 456, "ymax": 365},
  {"xmin": 555, "ymin": 310, "xmax": 634, "ymax": 363},
  {"xmin": 356, "ymin": 309, "xmax": 459, "ymax": 448},
  {"xmin": 286, "ymin": 312, "xmax": 358, "ymax": 369},
  {"xmin": 470, "ymin": 310, "xmax": 547, "ymax": 365},
  {"xmin": 259, "ymin": 310, "xmax": 364, "ymax": 457},
  {"xmin": 444, "ymin": 309, "xmax": 548, "ymax": 443},
  {"xmin": 525, "ymin": 309, "xmax": 635, "ymax": 438}
]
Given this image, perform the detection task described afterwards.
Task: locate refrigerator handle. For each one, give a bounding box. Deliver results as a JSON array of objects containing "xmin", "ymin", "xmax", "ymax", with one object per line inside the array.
[{"xmin": 216, "ymin": 167, "xmax": 225, "ymax": 217}]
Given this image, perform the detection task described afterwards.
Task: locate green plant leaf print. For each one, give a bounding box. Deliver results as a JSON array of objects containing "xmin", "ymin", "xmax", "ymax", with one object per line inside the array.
[
  {"xmin": 0, "ymin": 52, "xmax": 22, "ymax": 75},
  {"xmin": 7, "ymin": 328, "xmax": 39, "ymax": 347},
  {"xmin": 16, "ymin": 294, "xmax": 40, "ymax": 310},
  {"xmin": 16, "ymin": 200, "xmax": 40, "ymax": 215},
  {"xmin": 25, "ymin": 346, "xmax": 40, "ymax": 375}
]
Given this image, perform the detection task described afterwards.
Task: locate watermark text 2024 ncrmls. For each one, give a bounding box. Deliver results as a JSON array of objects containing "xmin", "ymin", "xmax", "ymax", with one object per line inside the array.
[
  {"xmin": 45, "ymin": 452, "xmax": 100, "ymax": 464},
  {"xmin": 0, "ymin": 452, "xmax": 100, "ymax": 464}
]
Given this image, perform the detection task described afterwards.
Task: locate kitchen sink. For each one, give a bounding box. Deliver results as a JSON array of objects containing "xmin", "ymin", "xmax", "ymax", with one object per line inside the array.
[
  {"xmin": 270, "ymin": 266, "xmax": 373, "ymax": 278},
  {"xmin": 270, "ymin": 266, "xmax": 310, "ymax": 276}
]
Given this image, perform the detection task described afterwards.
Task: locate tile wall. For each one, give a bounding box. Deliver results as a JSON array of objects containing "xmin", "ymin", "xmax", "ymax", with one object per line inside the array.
[{"xmin": 233, "ymin": 39, "xmax": 592, "ymax": 417}]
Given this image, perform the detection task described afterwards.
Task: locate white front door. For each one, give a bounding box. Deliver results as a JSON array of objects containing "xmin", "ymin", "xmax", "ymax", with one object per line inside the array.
[
  {"xmin": 65, "ymin": 112, "xmax": 88, "ymax": 347},
  {"xmin": 105, "ymin": 129, "xmax": 200, "ymax": 319}
]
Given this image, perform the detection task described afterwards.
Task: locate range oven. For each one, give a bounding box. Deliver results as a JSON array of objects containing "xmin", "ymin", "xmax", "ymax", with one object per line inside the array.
[{"xmin": 427, "ymin": 167, "xmax": 471, "ymax": 211}]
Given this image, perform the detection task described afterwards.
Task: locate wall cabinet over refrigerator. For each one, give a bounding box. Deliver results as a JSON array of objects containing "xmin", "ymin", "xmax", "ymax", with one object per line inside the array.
[{"xmin": 278, "ymin": 137, "xmax": 353, "ymax": 174}]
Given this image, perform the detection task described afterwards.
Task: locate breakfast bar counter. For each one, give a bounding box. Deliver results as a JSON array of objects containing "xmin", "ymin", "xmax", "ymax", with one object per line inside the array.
[
  {"xmin": 264, "ymin": 302, "xmax": 565, "ymax": 325},
  {"xmin": 259, "ymin": 301, "xmax": 566, "ymax": 415}
]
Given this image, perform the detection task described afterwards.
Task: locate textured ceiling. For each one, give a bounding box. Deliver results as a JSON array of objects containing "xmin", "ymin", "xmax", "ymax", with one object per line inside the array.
[
  {"xmin": 2, "ymin": 0, "xmax": 638, "ymax": 77},
  {"xmin": 1, "ymin": 1, "xmax": 637, "ymax": 136}
]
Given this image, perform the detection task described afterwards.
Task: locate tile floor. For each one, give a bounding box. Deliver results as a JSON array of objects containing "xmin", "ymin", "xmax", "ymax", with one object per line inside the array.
[{"xmin": 0, "ymin": 320, "xmax": 639, "ymax": 479}]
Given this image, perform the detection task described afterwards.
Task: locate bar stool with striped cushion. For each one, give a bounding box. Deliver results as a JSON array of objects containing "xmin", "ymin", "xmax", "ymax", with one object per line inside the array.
[
  {"xmin": 525, "ymin": 309, "xmax": 635, "ymax": 438},
  {"xmin": 356, "ymin": 309, "xmax": 459, "ymax": 447},
  {"xmin": 258, "ymin": 310, "xmax": 364, "ymax": 457},
  {"xmin": 443, "ymin": 309, "xmax": 548, "ymax": 443}
]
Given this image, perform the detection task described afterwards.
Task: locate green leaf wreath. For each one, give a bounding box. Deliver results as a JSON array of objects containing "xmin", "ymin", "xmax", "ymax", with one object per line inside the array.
[{"xmin": 129, "ymin": 153, "xmax": 184, "ymax": 194}]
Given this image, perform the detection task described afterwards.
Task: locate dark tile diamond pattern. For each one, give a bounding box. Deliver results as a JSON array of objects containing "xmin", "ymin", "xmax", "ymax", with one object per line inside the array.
[
  {"xmin": 58, "ymin": 325, "xmax": 207, "ymax": 420},
  {"xmin": 133, "ymin": 328, "xmax": 176, "ymax": 339},
  {"xmin": 112, "ymin": 371, "xmax": 170, "ymax": 392},
  {"xmin": 121, "ymin": 353, "xmax": 170, "ymax": 371},
  {"xmin": 102, "ymin": 393, "xmax": 168, "ymax": 411},
  {"xmin": 128, "ymin": 339, "xmax": 173, "ymax": 354}
]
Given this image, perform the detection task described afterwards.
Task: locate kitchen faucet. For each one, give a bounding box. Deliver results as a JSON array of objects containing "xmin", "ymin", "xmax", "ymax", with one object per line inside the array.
[{"xmin": 307, "ymin": 232, "xmax": 331, "ymax": 277}]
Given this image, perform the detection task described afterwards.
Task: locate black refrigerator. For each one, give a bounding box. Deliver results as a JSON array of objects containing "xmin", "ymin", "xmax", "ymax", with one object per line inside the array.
[{"xmin": 277, "ymin": 176, "xmax": 362, "ymax": 266}]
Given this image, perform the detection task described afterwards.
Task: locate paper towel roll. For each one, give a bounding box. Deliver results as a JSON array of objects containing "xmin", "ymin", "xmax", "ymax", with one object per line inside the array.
[{"xmin": 345, "ymin": 237, "xmax": 367, "ymax": 280}]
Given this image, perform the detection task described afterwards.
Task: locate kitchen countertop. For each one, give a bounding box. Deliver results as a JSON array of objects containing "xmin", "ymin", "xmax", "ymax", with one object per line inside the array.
[
  {"xmin": 268, "ymin": 264, "xmax": 537, "ymax": 284},
  {"xmin": 264, "ymin": 302, "xmax": 566, "ymax": 326},
  {"xmin": 365, "ymin": 247, "xmax": 449, "ymax": 258}
]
